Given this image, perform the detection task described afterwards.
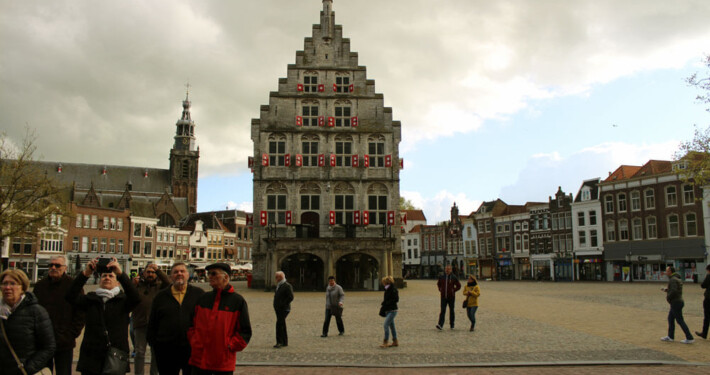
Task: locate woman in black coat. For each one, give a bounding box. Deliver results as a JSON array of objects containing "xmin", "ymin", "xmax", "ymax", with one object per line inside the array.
[
  {"xmin": 66, "ymin": 257, "xmax": 139, "ymax": 375},
  {"xmin": 0, "ymin": 269, "xmax": 56, "ymax": 375},
  {"xmin": 379, "ymin": 275, "xmax": 399, "ymax": 348}
]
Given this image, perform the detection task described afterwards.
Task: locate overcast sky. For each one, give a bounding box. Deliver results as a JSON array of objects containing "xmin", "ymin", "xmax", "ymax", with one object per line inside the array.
[{"xmin": 2, "ymin": 0, "xmax": 710, "ymax": 223}]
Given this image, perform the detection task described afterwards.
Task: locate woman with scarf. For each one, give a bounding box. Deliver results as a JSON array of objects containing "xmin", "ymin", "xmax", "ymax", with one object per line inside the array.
[
  {"xmin": 321, "ymin": 276, "xmax": 345, "ymax": 337},
  {"xmin": 1, "ymin": 269, "xmax": 55, "ymax": 375},
  {"xmin": 66, "ymin": 257, "xmax": 140, "ymax": 374},
  {"xmin": 462, "ymin": 274, "xmax": 481, "ymax": 332},
  {"xmin": 379, "ymin": 276, "xmax": 399, "ymax": 348}
]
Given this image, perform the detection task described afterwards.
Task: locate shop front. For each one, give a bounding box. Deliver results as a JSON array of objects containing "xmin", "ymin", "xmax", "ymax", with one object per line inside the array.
[
  {"xmin": 554, "ymin": 256, "xmax": 573, "ymax": 281},
  {"xmin": 479, "ymin": 258, "xmax": 495, "ymax": 280},
  {"xmin": 496, "ymin": 253, "xmax": 513, "ymax": 280},
  {"xmin": 576, "ymin": 256, "xmax": 605, "ymax": 281},
  {"xmin": 605, "ymin": 238, "xmax": 706, "ymax": 282},
  {"xmin": 531, "ymin": 255, "xmax": 553, "ymax": 281},
  {"xmin": 466, "ymin": 259, "xmax": 478, "ymax": 279},
  {"xmin": 514, "ymin": 257, "xmax": 531, "ymax": 280}
]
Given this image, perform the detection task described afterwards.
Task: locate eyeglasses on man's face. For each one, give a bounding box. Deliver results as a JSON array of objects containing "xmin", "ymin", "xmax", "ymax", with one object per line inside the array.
[
  {"xmin": 208, "ymin": 271, "xmax": 223, "ymax": 277},
  {"xmin": 48, "ymin": 263, "xmax": 65, "ymax": 268}
]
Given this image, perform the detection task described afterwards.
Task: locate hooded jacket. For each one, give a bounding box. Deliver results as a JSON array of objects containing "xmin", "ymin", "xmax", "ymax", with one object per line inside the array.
[
  {"xmin": 666, "ymin": 272, "xmax": 684, "ymax": 304},
  {"xmin": 437, "ymin": 273, "xmax": 461, "ymax": 299},
  {"xmin": 0, "ymin": 292, "xmax": 56, "ymax": 375},
  {"xmin": 188, "ymin": 284, "xmax": 251, "ymax": 372}
]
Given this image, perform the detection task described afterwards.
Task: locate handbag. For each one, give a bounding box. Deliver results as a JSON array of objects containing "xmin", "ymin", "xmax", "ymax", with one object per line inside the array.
[
  {"xmin": 462, "ymin": 298, "xmax": 468, "ymax": 309},
  {"xmin": 0, "ymin": 320, "xmax": 52, "ymax": 375},
  {"xmin": 379, "ymin": 305, "xmax": 387, "ymax": 317},
  {"xmin": 98, "ymin": 308, "xmax": 129, "ymax": 375}
]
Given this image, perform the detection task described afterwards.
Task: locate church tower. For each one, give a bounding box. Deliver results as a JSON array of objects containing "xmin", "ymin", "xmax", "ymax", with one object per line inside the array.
[
  {"xmin": 169, "ymin": 90, "xmax": 199, "ymax": 214},
  {"xmin": 250, "ymin": 0, "xmax": 403, "ymax": 289}
]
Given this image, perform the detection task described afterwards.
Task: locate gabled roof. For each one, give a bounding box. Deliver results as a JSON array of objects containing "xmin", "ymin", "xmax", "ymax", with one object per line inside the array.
[
  {"xmin": 402, "ymin": 209, "xmax": 426, "ymax": 222},
  {"xmin": 574, "ymin": 178, "xmax": 600, "ymax": 202},
  {"xmin": 604, "ymin": 165, "xmax": 641, "ymax": 182},
  {"xmin": 631, "ymin": 160, "xmax": 672, "ymax": 178},
  {"xmin": 408, "ymin": 224, "xmax": 423, "ymax": 233},
  {"xmin": 33, "ymin": 161, "xmax": 171, "ymax": 194}
]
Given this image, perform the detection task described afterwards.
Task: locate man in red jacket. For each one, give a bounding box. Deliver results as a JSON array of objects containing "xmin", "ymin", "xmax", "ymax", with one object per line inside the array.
[
  {"xmin": 436, "ymin": 265, "xmax": 461, "ymax": 330},
  {"xmin": 188, "ymin": 263, "xmax": 251, "ymax": 374}
]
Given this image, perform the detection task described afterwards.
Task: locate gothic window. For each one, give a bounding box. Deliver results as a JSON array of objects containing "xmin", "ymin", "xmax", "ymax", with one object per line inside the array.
[
  {"xmin": 301, "ymin": 100, "xmax": 320, "ymax": 126},
  {"xmin": 268, "ymin": 134, "xmax": 287, "ymax": 166},
  {"xmin": 304, "ymin": 73, "xmax": 318, "ymax": 92},
  {"xmin": 335, "ymin": 75, "xmax": 350, "ymax": 93},
  {"xmin": 299, "ymin": 182, "xmax": 321, "ymax": 212},
  {"xmin": 335, "ymin": 135, "xmax": 352, "ymax": 166},
  {"xmin": 368, "ymin": 134, "xmax": 385, "ymax": 168},
  {"xmin": 159, "ymin": 213, "xmax": 176, "ymax": 227},
  {"xmin": 301, "ymin": 135, "xmax": 319, "ymax": 167},
  {"xmin": 182, "ymin": 160, "xmax": 189, "ymax": 178}
]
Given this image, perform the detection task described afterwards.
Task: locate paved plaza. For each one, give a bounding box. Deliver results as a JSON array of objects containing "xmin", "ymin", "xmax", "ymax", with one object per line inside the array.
[{"xmin": 68, "ymin": 279, "xmax": 709, "ymax": 373}]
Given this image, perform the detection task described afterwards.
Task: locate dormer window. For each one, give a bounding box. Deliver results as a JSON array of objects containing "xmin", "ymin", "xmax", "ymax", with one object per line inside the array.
[{"xmin": 581, "ymin": 188, "xmax": 591, "ymax": 201}]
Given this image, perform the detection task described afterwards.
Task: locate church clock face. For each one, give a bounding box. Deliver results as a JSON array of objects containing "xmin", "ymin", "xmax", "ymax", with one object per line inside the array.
[{"xmin": 182, "ymin": 138, "xmax": 189, "ymax": 145}]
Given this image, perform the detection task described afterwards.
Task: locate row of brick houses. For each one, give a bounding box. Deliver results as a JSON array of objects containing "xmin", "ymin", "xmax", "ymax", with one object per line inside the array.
[
  {"xmin": 1, "ymin": 95, "xmax": 253, "ymax": 282},
  {"xmin": 401, "ymin": 157, "xmax": 708, "ymax": 283}
]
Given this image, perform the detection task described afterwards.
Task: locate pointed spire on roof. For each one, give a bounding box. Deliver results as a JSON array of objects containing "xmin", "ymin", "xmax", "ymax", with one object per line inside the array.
[
  {"xmin": 182, "ymin": 82, "xmax": 192, "ymax": 121},
  {"xmin": 321, "ymin": 0, "xmax": 334, "ymax": 40}
]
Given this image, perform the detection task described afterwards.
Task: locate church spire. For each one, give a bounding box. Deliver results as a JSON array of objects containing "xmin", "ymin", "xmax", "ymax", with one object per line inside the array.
[
  {"xmin": 174, "ymin": 83, "xmax": 196, "ymax": 151},
  {"xmin": 321, "ymin": 0, "xmax": 334, "ymax": 40}
]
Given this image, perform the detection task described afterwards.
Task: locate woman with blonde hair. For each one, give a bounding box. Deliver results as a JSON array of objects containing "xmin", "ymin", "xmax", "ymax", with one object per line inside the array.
[
  {"xmin": 462, "ymin": 274, "xmax": 481, "ymax": 332},
  {"xmin": 0, "ymin": 269, "xmax": 55, "ymax": 375},
  {"xmin": 379, "ymin": 276, "xmax": 399, "ymax": 348}
]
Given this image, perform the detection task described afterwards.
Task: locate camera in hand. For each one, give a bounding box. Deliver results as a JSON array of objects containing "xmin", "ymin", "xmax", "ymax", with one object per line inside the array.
[{"xmin": 96, "ymin": 257, "xmax": 112, "ymax": 274}]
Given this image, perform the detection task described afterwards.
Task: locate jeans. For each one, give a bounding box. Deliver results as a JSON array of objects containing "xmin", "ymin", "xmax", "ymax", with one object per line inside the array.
[
  {"xmin": 667, "ymin": 300, "xmax": 693, "ymax": 340},
  {"xmin": 466, "ymin": 306, "xmax": 478, "ymax": 329},
  {"xmin": 438, "ymin": 297, "xmax": 455, "ymax": 327},
  {"xmin": 276, "ymin": 310, "xmax": 290, "ymax": 345},
  {"xmin": 45, "ymin": 348, "xmax": 74, "ymax": 375},
  {"xmin": 133, "ymin": 326, "xmax": 158, "ymax": 375},
  {"xmin": 384, "ymin": 310, "xmax": 398, "ymax": 341},
  {"xmin": 322, "ymin": 308, "xmax": 345, "ymax": 335}
]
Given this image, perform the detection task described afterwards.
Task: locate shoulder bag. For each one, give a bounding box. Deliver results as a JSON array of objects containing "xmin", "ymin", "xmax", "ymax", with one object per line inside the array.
[
  {"xmin": 98, "ymin": 307, "xmax": 129, "ymax": 375},
  {"xmin": 0, "ymin": 320, "xmax": 52, "ymax": 375}
]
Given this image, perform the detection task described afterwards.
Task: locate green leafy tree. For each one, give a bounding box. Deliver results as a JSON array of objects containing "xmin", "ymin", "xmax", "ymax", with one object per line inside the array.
[
  {"xmin": 675, "ymin": 54, "xmax": 710, "ymax": 187},
  {"xmin": 399, "ymin": 197, "xmax": 418, "ymax": 210},
  {"xmin": 1, "ymin": 129, "xmax": 69, "ymax": 269}
]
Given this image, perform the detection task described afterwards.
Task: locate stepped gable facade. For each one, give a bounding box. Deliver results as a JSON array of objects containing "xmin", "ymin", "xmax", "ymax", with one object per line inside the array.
[{"xmin": 250, "ymin": 0, "xmax": 403, "ymax": 290}]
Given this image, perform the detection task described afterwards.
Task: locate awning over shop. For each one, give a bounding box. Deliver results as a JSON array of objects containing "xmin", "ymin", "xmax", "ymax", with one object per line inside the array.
[{"xmin": 604, "ymin": 238, "xmax": 705, "ymax": 261}]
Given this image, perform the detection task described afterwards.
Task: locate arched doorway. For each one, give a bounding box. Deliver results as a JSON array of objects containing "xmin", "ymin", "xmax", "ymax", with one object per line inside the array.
[
  {"xmin": 336, "ymin": 253, "xmax": 379, "ymax": 291},
  {"xmin": 280, "ymin": 253, "xmax": 324, "ymax": 291}
]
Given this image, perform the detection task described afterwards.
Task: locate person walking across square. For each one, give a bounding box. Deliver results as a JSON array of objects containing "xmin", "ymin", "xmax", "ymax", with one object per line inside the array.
[
  {"xmin": 321, "ymin": 276, "xmax": 345, "ymax": 337},
  {"xmin": 660, "ymin": 266, "xmax": 694, "ymax": 344},
  {"xmin": 695, "ymin": 264, "xmax": 710, "ymax": 339},
  {"xmin": 436, "ymin": 265, "xmax": 461, "ymax": 330},
  {"xmin": 131, "ymin": 263, "xmax": 170, "ymax": 375},
  {"xmin": 462, "ymin": 274, "xmax": 481, "ymax": 332},
  {"xmin": 273, "ymin": 271, "xmax": 294, "ymax": 348}
]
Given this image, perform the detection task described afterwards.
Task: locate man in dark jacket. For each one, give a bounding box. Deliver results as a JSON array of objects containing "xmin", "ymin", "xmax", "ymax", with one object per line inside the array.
[
  {"xmin": 273, "ymin": 271, "xmax": 294, "ymax": 348},
  {"xmin": 695, "ymin": 264, "xmax": 710, "ymax": 339},
  {"xmin": 131, "ymin": 263, "xmax": 169, "ymax": 375},
  {"xmin": 147, "ymin": 262, "xmax": 205, "ymax": 375},
  {"xmin": 188, "ymin": 262, "xmax": 251, "ymax": 374},
  {"xmin": 34, "ymin": 255, "xmax": 85, "ymax": 375},
  {"xmin": 660, "ymin": 266, "xmax": 694, "ymax": 343},
  {"xmin": 436, "ymin": 265, "xmax": 461, "ymax": 330},
  {"xmin": 66, "ymin": 257, "xmax": 140, "ymax": 374}
]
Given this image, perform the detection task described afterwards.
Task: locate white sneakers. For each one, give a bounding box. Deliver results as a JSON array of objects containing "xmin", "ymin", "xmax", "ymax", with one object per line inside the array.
[{"xmin": 661, "ymin": 336, "xmax": 695, "ymax": 344}]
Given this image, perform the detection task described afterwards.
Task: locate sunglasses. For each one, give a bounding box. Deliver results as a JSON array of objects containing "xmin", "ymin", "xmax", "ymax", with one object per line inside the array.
[
  {"xmin": 48, "ymin": 263, "xmax": 65, "ymax": 268},
  {"xmin": 208, "ymin": 271, "xmax": 223, "ymax": 277}
]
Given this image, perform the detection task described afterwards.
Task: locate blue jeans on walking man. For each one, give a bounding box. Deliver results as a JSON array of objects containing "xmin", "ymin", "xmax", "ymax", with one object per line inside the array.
[
  {"xmin": 667, "ymin": 300, "xmax": 693, "ymax": 340},
  {"xmin": 466, "ymin": 306, "xmax": 478, "ymax": 330},
  {"xmin": 384, "ymin": 311, "xmax": 398, "ymax": 341}
]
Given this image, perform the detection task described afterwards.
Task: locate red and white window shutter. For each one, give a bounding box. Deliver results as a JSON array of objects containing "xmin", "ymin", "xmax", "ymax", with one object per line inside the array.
[
  {"xmin": 363, "ymin": 155, "xmax": 370, "ymax": 168},
  {"xmin": 328, "ymin": 117, "xmax": 335, "ymax": 127},
  {"xmin": 285, "ymin": 154, "xmax": 291, "ymax": 167},
  {"xmin": 351, "ymin": 116, "xmax": 358, "ymax": 127},
  {"xmin": 318, "ymin": 116, "xmax": 325, "ymax": 127},
  {"xmin": 246, "ymin": 214, "xmax": 254, "ymax": 226},
  {"xmin": 285, "ymin": 211, "xmax": 292, "ymax": 225},
  {"xmin": 387, "ymin": 211, "xmax": 395, "ymax": 225},
  {"xmin": 260, "ymin": 211, "xmax": 267, "ymax": 226},
  {"xmin": 399, "ymin": 159, "xmax": 404, "ymax": 169},
  {"xmin": 318, "ymin": 84, "xmax": 325, "ymax": 92},
  {"xmin": 296, "ymin": 116, "xmax": 302, "ymax": 126},
  {"xmin": 295, "ymin": 154, "xmax": 303, "ymax": 167},
  {"xmin": 297, "ymin": 84, "xmax": 304, "ymax": 92},
  {"xmin": 248, "ymin": 156, "xmax": 254, "ymax": 168},
  {"xmin": 385, "ymin": 154, "xmax": 392, "ymax": 167},
  {"xmin": 363, "ymin": 211, "xmax": 370, "ymax": 226},
  {"xmin": 332, "ymin": 83, "xmax": 337, "ymax": 92},
  {"xmin": 318, "ymin": 154, "xmax": 325, "ymax": 167},
  {"xmin": 352, "ymin": 155, "xmax": 359, "ymax": 167},
  {"xmin": 329, "ymin": 211, "xmax": 336, "ymax": 225},
  {"xmin": 354, "ymin": 211, "xmax": 361, "ymax": 225},
  {"xmin": 329, "ymin": 154, "xmax": 336, "ymax": 167},
  {"xmin": 349, "ymin": 84, "xmax": 354, "ymax": 92},
  {"xmin": 262, "ymin": 153, "xmax": 269, "ymax": 167}
]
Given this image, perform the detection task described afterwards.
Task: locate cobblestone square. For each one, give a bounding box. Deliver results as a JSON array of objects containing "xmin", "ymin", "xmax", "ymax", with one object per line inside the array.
[{"xmin": 70, "ymin": 279, "xmax": 709, "ymax": 373}]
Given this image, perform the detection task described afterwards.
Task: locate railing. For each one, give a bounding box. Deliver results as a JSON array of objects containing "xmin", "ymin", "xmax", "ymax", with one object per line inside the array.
[{"xmin": 265, "ymin": 223, "xmax": 396, "ymax": 240}]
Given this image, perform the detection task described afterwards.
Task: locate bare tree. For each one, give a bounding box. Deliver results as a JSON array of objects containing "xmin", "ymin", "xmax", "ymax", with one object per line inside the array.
[
  {"xmin": 675, "ymin": 54, "xmax": 710, "ymax": 188},
  {"xmin": 1, "ymin": 129, "xmax": 69, "ymax": 268}
]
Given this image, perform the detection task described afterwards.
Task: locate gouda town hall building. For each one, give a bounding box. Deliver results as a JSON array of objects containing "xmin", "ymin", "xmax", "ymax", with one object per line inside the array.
[{"xmin": 250, "ymin": 0, "xmax": 403, "ymax": 290}]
